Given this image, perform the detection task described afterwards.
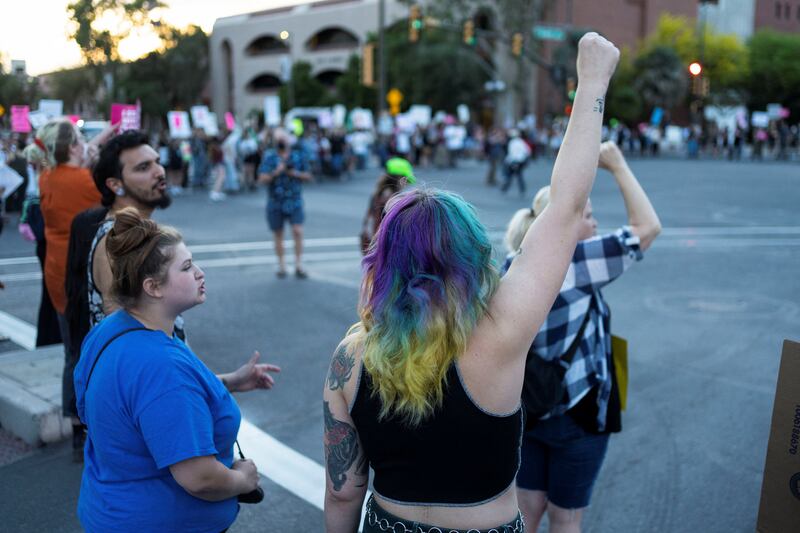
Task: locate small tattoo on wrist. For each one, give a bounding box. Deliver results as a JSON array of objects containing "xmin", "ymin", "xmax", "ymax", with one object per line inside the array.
[{"xmin": 593, "ymin": 98, "xmax": 605, "ymax": 113}]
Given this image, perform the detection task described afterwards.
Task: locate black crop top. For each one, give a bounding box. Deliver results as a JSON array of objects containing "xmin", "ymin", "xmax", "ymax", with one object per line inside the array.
[{"xmin": 350, "ymin": 361, "xmax": 523, "ymax": 505}]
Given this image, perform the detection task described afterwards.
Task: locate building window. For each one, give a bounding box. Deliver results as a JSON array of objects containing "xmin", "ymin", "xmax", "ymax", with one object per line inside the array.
[
  {"xmin": 775, "ymin": 1, "xmax": 781, "ymax": 17},
  {"xmin": 797, "ymin": 4, "xmax": 800, "ymax": 21},
  {"xmin": 246, "ymin": 73, "xmax": 282, "ymax": 93},
  {"xmin": 245, "ymin": 35, "xmax": 289, "ymax": 56},
  {"xmin": 305, "ymin": 27, "xmax": 359, "ymax": 52},
  {"xmin": 785, "ymin": 3, "xmax": 790, "ymax": 18}
]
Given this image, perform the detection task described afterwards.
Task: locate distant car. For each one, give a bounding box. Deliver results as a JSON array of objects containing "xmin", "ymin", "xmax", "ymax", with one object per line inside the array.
[{"xmin": 79, "ymin": 120, "xmax": 109, "ymax": 141}]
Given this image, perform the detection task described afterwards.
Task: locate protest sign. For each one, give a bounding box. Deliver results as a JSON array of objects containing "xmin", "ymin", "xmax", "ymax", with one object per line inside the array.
[
  {"xmin": 264, "ymin": 96, "xmax": 281, "ymax": 127},
  {"xmin": 11, "ymin": 106, "xmax": 31, "ymax": 133},
  {"xmin": 38, "ymin": 99, "xmax": 63, "ymax": 120},
  {"xmin": 167, "ymin": 111, "xmax": 191, "ymax": 139}
]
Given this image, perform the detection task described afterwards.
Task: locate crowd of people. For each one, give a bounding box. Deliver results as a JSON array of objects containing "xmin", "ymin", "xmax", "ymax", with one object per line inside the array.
[{"xmin": 0, "ymin": 28, "xmax": 790, "ymax": 533}]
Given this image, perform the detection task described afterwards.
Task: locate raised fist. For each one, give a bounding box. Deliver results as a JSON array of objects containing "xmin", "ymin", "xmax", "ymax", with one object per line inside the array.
[
  {"xmin": 598, "ymin": 141, "xmax": 626, "ymax": 171},
  {"xmin": 576, "ymin": 32, "xmax": 620, "ymax": 88}
]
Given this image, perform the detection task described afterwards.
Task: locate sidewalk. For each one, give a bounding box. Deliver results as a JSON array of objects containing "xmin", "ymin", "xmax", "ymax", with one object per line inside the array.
[{"xmin": 0, "ymin": 344, "xmax": 72, "ymax": 446}]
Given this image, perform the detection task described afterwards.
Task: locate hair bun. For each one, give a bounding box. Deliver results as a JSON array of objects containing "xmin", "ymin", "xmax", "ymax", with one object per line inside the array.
[{"xmin": 106, "ymin": 207, "xmax": 159, "ymax": 260}]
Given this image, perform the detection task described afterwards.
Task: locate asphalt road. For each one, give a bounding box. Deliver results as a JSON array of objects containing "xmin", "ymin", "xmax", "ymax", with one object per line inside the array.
[{"xmin": 0, "ymin": 155, "xmax": 798, "ymax": 532}]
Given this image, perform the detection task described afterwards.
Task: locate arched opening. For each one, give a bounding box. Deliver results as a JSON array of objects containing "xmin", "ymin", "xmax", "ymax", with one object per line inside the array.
[
  {"xmin": 305, "ymin": 27, "xmax": 359, "ymax": 52},
  {"xmin": 315, "ymin": 69, "xmax": 344, "ymax": 88},
  {"xmin": 246, "ymin": 73, "xmax": 282, "ymax": 93},
  {"xmin": 245, "ymin": 35, "xmax": 289, "ymax": 56},
  {"xmin": 221, "ymin": 40, "xmax": 235, "ymax": 112}
]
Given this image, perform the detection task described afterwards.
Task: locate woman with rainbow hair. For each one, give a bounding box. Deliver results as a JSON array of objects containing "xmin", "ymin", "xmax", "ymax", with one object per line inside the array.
[{"xmin": 323, "ymin": 33, "xmax": 620, "ymax": 533}]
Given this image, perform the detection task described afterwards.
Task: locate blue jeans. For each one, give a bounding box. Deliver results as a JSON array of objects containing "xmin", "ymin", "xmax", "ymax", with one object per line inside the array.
[{"xmin": 517, "ymin": 413, "xmax": 610, "ymax": 509}]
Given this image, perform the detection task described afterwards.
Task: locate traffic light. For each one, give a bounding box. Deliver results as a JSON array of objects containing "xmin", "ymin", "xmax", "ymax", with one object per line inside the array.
[
  {"xmin": 511, "ymin": 33, "xmax": 523, "ymax": 57},
  {"xmin": 409, "ymin": 5, "xmax": 422, "ymax": 42},
  {"xmin": 688, "ymin": 61, "xmax": 702, "ymax": 77},
  {"xmin": 463, "ymin": 20, "xmax": 475, "ymax": 45},
  {"xmin": 361, "ymin": 43, "xmax": 375, "ymax": 87},
  {"xmin": 566, "ymin": 77, "xmax": 576, "ymax": 101}
]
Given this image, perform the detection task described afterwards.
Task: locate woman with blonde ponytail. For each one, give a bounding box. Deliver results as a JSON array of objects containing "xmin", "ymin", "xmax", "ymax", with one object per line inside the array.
[
  {"xmin": 506, "ymin": 142, "xmax": 661, "ymax": 533},
  {"xmin": 32, "ymin": 118, "xmax": 118, "ymax": 460}
]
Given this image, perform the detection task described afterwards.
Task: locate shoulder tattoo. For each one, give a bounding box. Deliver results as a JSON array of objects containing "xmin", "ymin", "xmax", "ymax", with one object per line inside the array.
[
  {"xmin": 323, "ymin": 400, "xmax": 366, "ymax": 491},
  {"xmin": 327, "ymin": 344, "xmax": 355, "ymax": 391}
]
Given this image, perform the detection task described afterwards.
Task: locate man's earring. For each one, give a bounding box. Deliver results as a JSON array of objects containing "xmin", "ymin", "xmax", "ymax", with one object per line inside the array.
[{"xmin": 116, "ymin": 189, "xmax": 125, "ymax": 196}]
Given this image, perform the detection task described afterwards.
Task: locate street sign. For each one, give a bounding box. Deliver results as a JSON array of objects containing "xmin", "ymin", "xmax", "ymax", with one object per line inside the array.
[{"xmin": 532, "ymin": 25, "xmax": 566, "ymax": 42}]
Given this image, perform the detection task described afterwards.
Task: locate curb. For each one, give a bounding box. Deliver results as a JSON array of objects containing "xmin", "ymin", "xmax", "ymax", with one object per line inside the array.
[{"xmin": 0, "ymin": 345, "xmax": 72, "ymax": 446}]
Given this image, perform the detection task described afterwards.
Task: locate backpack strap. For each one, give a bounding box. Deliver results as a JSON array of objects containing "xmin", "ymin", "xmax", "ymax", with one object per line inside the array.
[{"xmin": 85, "ymin": 327, "xmax": 149, "ymax": 392}]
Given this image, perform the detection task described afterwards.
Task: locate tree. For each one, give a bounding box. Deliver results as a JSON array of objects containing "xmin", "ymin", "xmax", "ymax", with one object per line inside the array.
[
  {"xmin": 278, "ymin": 62, "xmax": 333, "ymax": 108},
  {"xmin": 633, "ymin": 46, "xmax": 688, "ymax": 111},
  {"xmin": 335, "ymin": 55, "xmax": 377, "ymax": 110},
  {"xmin": 605, "ymin": 48, "xmax": 643, "ymax": 125},
  {"xmin": 642, "ymin": 14, "xmax": 748, "ymax": 95},
  {"xmin": 116, "ymin": 25, "xmax": 209, "ymax": 125},
  {"xmin": 746, "ymin": 30, "xmax": 800, "ymax": 119},
  {"xmin": 400, "ymin": 0, "xmax": 558, "ymax": 116},
  {"xmin": 67, "ymin": 0, "xmax": 166, "ymax": 65}
]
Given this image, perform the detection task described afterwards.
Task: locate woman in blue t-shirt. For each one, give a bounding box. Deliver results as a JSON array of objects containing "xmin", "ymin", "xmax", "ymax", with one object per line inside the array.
[{"xmin": 74, "ymin": 207, "xmax": 279, "ymax": 533}]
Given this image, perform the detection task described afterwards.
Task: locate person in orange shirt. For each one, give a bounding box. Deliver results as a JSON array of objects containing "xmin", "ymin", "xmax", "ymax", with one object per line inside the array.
[{"xmin": 29, "ymin": 118, "xmax": 118, "ymax": 457}]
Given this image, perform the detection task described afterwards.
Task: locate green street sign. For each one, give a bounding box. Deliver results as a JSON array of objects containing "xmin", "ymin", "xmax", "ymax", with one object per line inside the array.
[{"xmin": 532, "ymin": 25, "xmax": 566, "ymax": 41}]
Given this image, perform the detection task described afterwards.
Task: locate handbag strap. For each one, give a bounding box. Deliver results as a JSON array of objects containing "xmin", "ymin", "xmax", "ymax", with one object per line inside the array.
[
  {"xmin": 558, "ymin": 293, "xmax": 596, "ymax": 366},
  {"xmin": 85, "ymin": 327, "xmax": 149, "ymax": 392}
]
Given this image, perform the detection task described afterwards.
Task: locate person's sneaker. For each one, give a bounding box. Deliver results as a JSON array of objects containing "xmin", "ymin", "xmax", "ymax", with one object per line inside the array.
[
  {"xmin": 276, "ymin": 268, "xmax": 288, "ymax": 279},
  {"xmin": 209, "ymin": 191, "xmax": 226, "ymax": 202},
  {"xmin": 295, "ymin": 268, "xmax": 309, "ymax": 279},
  {"xmin": 72, "ymin": 425, "xmax": 86, "ymax": 463}
]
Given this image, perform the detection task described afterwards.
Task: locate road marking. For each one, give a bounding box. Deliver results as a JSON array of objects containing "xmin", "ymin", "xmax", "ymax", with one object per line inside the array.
[
  {"xmin": 4, "ymin": 226, "xmax": 799, "ymax": 266},
  {"xmin": 0, "ymin": 313, "xmax": 367, "ymax": 521},
  {"xmin": 0, "ymin": 311, "xmax": 37, "ymax": 351}
]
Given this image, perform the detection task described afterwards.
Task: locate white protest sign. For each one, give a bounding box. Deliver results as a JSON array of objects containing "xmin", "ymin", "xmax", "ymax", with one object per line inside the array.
[
  {"xmin": 27, "ymin": 110, "xmax": 47, "ymax": 129},
  {"xmin": 767, "ymin": 103, "xmax": 782, "ymax": 120},
  {"xmin": 264, "ymin": 96, "xmax": 281, "ymax": 127},
  {"xmin": 408, "ymin": 105, "xmax": 432, "ymax": 127},
  {"xmin": 751, "ymin": 111, "xmax": 770, "ymax": 128},
  {"xmin": 38, "ymin": 99, "xmax": 63, "ymax": 120},
  {"xmin": 457, "ymin": 104, "xmax": 470, "ymax": 123},
  {"xmin": 332, "ymin": 104, "xmax": 347, "ymax": 128},
  {"xmin": 190, "ymin": 105, "xmax": 210, "ymax": 130},
  {"xmin": 318, "ymin": 110, "xmax": 334, "ymax": 129},
  {"xmin": 0, "ymin": 164, "xmax": 25, "ymax": 201},
  {"xmin": 167, "ymin": 111, "xmax": 192, "ymax": 139},
  {"xmin": 395, "ymin": 113, "xmax": 415, "ymax": 133},
  {"xmin": 205, "ymin": 112, "xmax": 220, "ymax": 136},
  {"xmin": 351, "ymin": 108, "xmax": 375, "ymax": 130}
]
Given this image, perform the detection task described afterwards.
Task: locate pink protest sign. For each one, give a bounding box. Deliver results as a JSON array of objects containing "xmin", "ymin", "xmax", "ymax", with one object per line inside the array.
[
  {"xmin": 68, "ymin": 115, "xmax": 81, "ymax": 124},
  {"xmin": 167, "ymin": 111, "xmax": 191, "ymax": 139},
  {"xmin": 225, "ymin": 112, "xmax": 236, "ymax": 130},
  {"xmin": 110, "ymin": 103, "xmax": 140, "ymax": 131},
  {"xmin": 11, "ymin": 105, "xmax": 31, "ymax": 133}
]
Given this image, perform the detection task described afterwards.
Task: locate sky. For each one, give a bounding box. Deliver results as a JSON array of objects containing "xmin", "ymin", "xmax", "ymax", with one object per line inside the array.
[{"xmin": 0, "ymin": 0, "xmax": 313, "ymax": 76}]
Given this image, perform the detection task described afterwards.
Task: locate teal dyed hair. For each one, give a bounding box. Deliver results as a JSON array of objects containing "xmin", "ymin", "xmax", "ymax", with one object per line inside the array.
[{"xmin": 353, "ymin": 188, "xmax": 499, "ymax": 425}]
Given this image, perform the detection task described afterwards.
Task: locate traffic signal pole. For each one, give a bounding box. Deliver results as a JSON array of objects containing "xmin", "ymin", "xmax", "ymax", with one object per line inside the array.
[{"xmin": 377, "ymin": 0, "xmax": 386, "ymax": 116}]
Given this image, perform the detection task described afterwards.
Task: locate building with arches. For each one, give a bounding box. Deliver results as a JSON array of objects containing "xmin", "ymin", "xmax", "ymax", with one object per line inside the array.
[{"xmin": 209, "ymin": 0, "xmax": 407, "ymax": 122}]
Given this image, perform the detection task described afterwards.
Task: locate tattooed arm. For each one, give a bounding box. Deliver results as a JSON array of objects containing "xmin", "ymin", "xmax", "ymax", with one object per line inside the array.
[{"xmin": 324, "ymin": 341, "xmax": 369, "ymax": 533}]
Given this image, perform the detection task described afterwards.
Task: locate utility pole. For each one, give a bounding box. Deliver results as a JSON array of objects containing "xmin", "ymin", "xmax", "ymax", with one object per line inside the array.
[{"xmin": 377, "ymin": 0, "xmax": 386, "ymax": 116}]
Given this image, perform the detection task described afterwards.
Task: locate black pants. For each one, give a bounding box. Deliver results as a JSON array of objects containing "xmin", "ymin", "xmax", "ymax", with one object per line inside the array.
[{"xmin": 501, "ymin": 162, "xmax": 526, "ymax": 194}]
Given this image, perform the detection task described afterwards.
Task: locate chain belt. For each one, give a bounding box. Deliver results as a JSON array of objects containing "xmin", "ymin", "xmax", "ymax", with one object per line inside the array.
[{"xmin": 365, "ymin": 496, "xmax": 525, "ymax": 533}]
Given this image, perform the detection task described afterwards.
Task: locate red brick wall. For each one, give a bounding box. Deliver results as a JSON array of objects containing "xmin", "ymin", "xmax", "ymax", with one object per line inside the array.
[{"xmin": 754, "ymin": 0, "xmax": 800, "ymax": 33}]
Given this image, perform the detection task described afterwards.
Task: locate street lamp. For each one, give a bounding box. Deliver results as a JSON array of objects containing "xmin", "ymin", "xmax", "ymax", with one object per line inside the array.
[
  {"xmin": 688, "ymin": 61, "xmax": 702, "ymax": 76},
  {"xmin": 280, "ymin": 30, "xmax": 294, "ymax": 110}
]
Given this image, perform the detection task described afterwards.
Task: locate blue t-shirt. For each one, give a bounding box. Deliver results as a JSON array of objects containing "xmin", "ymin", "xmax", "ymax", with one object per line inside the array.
[
  {"xmin": 74, "ymin": 311, "xmax": 241, "ymax": 533},
  {"xmin": 257, "ymin": 148, "xmax": 308, "ymax": 214}
]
